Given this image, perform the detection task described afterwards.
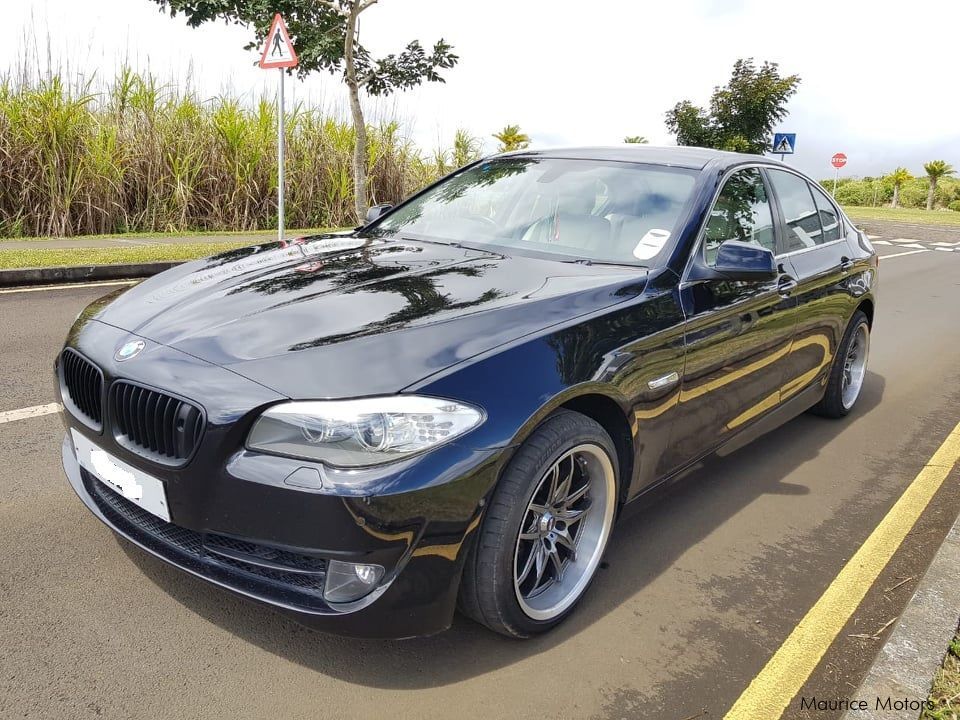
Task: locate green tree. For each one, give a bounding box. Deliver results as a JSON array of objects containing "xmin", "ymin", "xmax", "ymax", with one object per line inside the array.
[
  {"xmin": 665, "ymin": 59, "xmax": 800, "ymax": 154},
  {"xmin": 623, "ymin": 135, "xmax": 648, "ymax": 144},
  {"xmin": 923, "ymin": 160, "xmax": 955, "ymax": 210},
  {"xmin": 150, "ymin": 0, "xmax": 458, "ymax": 222},
  {"xmin": 887, "ymin": 167, "xmax": 912, "ymax": 208},
  {"xmin": 492, "ymin": 124, "xmax": 531, "ymax": 153}
]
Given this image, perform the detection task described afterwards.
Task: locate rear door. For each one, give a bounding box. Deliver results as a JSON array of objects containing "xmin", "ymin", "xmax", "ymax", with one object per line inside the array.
[
  {"xmin": 665, "ymin": 167, "xmax": 799, "ymax": 471},
  {"xmin": 765, "ymin": 169, "xmax": 855, "ymax": 402}
]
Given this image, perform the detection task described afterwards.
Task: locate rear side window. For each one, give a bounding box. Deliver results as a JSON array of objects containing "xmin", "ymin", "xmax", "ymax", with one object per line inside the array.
[
  {"xmin": 767, "ymin": 169, "xmax": 824, "ymax": 251},
  {"xmin": 703, "ymin": 168, "xmax": 775, "ymax": 266},
  {"xmin": 809, "ymin": 184, "xmax": 843, "ymax": 243}
]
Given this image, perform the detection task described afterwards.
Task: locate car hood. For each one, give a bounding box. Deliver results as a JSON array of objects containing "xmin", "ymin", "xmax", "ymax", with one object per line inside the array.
[{"xmin": 89, "ymin": 234, "xmax": 648, "ymax": 397}]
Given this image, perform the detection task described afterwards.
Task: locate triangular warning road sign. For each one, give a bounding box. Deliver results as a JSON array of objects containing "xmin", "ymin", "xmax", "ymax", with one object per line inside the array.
[
  {"xmin": 774, "ymin": 136, "xmax": 793, "ymax": 153},
  {"xmin": 259, "ymin": 14, "xmax": 298, "ymax": 69}
]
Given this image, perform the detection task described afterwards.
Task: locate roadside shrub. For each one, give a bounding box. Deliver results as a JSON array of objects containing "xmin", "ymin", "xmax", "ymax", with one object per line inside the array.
[
  {"xmin": 822, "ymin": 178, "xmax": 891, "ymax": 207},
  {"xmin": 949, "ymin": 200, "xmax": 960, "ymax": 212},
  {"xmin": 897, "ymin": 178, "xmax": 930, "ymax": 209},
  {"xmin": 834, "ymin": 181, "xmax": 874, "ymax": 207},
  {"xmin": 0, "ymin": 69, "xmax": 474, "ymax": 237}
]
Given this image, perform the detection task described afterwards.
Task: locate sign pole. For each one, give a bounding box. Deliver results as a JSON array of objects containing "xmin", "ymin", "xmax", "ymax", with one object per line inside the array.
[
  {"xmin": 259, "ymin": 13, "xmax": 298, "ymax": 242},
  {"xmin": 829, "ymin": 153, "xmax": 847, "ymax": 197},
  {"xmin": 277, "ymin": 67, "xmax": 285, "ymax": 242}
]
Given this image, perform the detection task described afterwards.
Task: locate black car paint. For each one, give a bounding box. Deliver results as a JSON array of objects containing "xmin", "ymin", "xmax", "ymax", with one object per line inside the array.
[{"xmin": 58, "ymin": 147, "xmax": 878, "ymax": 637}]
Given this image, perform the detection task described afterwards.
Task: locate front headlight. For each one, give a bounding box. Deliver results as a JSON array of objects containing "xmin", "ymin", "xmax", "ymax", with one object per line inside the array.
[{"xmin": 246, "ymin": 395, "xmax": 484, "ymax": 467}]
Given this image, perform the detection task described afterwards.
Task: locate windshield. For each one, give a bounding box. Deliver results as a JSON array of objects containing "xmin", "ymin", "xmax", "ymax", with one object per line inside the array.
[{"xmin": 372, "ymin": 157, "xmax": 698, "ymax": 266}]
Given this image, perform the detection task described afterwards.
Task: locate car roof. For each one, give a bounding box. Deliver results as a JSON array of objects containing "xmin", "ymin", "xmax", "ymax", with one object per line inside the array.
[{"xmin": 494, "ymin": 145, "xmax": 781, "ymax": 171}]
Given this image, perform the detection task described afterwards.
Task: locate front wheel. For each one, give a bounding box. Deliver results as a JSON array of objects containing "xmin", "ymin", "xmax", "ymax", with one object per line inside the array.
[
  {"xmin": 458, "ymin": 411, "xmax": 618, "ymax": 638},
  {"xmin": 811, "ymin": 310, "xmax": 870, "ymax": 418}
]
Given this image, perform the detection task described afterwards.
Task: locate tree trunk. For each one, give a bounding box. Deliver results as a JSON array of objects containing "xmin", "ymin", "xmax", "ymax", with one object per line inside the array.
[
  {"xmin": 344, "ymin": 1, "xmax": 368, "ymax": 224},
  {"xmin": 927, "ymin": 177, "xmax": 936, "ymax": 211},
  {"xmin": 892, "ymin": 184, "xmax": 899, "ymax": 208}
]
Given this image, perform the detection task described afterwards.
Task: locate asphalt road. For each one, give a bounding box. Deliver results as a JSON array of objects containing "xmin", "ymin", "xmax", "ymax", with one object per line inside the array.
[{"xmin": 2, "ymin": 226, "xmax": 960, "ymax": 720}]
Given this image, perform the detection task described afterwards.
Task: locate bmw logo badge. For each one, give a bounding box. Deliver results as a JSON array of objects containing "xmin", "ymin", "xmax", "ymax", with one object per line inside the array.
[{"xmin": 115, "ymin": 339, "xmax": 145, "ymax": 361}]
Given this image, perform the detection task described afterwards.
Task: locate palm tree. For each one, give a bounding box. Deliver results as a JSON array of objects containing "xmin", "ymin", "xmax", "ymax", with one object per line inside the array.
[
  {"xmin": 923, "ymin": 160, "xmax": 955, "ymax": 210},
  {"xmin": 623, "ymin": 136, "xmax": 649, "ymax": 144},
  {"xmin": 492, "ymin": 124, "xmax": 531, "ymax": 153},
  {"xmin": 887, "ymin": 167, "xmax": 912, "ymax": 209}
]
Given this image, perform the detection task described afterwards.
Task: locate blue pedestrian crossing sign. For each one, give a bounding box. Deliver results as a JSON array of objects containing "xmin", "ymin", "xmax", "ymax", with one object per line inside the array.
[{"xmin": 772, "ymin": 133, "xmax": 796, "ymax": 155}]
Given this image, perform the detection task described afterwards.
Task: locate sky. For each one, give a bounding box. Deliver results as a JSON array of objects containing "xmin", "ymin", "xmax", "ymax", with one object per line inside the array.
[{"xmin": 3, "ymin": 0, "xmax": 958, "ymax": 180}]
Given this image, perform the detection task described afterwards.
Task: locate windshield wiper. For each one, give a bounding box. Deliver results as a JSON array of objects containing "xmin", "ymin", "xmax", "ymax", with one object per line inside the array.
[{"xmin": 561, "ymin": 258, "xmax": 645, "ymax": 268}]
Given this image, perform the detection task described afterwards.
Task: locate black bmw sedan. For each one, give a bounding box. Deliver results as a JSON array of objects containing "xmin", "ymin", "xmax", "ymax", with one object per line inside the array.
[{"xmin": 58, "ymin": 146, "xmax": 877, "ymax": 639}]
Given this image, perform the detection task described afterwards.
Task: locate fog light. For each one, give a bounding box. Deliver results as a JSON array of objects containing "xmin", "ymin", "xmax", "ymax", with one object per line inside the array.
[{"xmin": 323, "ymin": 560, "xmax": 385, "ymax": 603}]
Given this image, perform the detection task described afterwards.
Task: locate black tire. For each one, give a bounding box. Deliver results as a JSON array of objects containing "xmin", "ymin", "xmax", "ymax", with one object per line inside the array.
[
  {"xmin": 810, "ymin": 310, "xmax": 870, "ymax": 418},
  {"xmin": 458, "ymin": 410, "xmax": 618, "ymax": 638}
]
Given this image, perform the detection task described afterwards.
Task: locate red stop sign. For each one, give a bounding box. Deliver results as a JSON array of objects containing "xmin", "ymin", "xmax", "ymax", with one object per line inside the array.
[{"xmin": 831, "ymin": 153, "xmax": 847, "ymax": 169}]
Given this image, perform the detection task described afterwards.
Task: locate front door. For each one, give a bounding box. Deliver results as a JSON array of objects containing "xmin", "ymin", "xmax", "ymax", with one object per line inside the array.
[{"xmin": 665, "ymin": 167, "xmax": 799, "ymax": 471}]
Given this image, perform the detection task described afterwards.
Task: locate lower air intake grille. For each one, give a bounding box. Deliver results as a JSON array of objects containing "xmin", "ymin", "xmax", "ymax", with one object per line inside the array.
[{"xmin": 85, "ymin": 472, "xmax": 328, "ymax": 608}]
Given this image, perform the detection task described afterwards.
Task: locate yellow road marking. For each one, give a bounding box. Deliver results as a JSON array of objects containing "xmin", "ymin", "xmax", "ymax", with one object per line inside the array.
[{"xmin": 724, "ymin": 419, "xmax": 960, "ymax": 720}]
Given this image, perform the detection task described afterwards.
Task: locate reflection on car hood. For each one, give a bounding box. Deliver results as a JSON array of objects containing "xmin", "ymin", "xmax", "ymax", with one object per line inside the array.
[{"xmin": 90, "ymin": 234, "xmax": 648, "ymax": 397}]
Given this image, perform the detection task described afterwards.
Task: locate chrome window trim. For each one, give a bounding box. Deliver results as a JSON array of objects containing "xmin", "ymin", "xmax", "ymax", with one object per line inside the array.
[{"xmin": 775, "ymin": 237, "xmax": 847, "ymax": 260}]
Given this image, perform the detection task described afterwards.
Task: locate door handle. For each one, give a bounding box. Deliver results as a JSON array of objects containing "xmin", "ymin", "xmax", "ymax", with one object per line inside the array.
[
  {"xmin": 777, "ymin": 275, "xmax": 798, "ymax": 297},
  {"xmin": 840, "ymin": 256, "xmax": 854, "ymax": 272}
]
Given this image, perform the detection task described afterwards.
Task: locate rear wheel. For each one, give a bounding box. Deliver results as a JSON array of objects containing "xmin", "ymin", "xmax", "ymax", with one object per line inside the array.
[
  {"xmin": 459, "ymin": 411, "xmax": 618, "ymax": 638},
  {"xmin": 811, "ymin": 310, "xmax": 870, "ymax": 418}
]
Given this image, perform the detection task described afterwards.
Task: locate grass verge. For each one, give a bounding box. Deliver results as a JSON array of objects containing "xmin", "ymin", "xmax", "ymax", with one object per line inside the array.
[
  {"xmin": 0, "ymin": 242, "xmax": 252, "ymax": 269},
  {"xmin": 843, "ymin": 206, "xmax": 960, "ymax": 227},
  {"xmin": 922, "ymin": 631, "xmax": 960, "ymax": 719}
]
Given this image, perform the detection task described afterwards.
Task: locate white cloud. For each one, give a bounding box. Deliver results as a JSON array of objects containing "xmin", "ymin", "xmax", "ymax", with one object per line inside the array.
[{"xmin": 2, "ymin": 0, "xmax": 958, "ymax": 179}]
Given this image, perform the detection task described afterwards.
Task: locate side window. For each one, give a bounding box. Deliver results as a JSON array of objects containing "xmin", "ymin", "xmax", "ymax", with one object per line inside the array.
[
  {"xmin": 767, "ymin": 169, "xmax": 824, "ymax": 251},
  {"xmin": 703, "ymin": 168, "xmax": 775, "ymax": 266},
  {"xmin": 810, "ymin": 183, "xmax": 843, "ymax": 243}
]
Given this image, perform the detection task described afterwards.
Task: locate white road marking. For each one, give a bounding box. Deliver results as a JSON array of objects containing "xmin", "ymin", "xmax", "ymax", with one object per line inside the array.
[
  {"xmin": 893, "ymin": 243, "xmax": 926, "ymax": 249},
  {"xmin": 0, "ymin": 280, "xmax": 137, "ymax": 295},
  {"xmin": 931, "ymin": 241, "xmax": 960, "ymax": 247},
  {"xmin": 935, "ymin": 247, "xmax": 955, "ymax": 252},
  {"xmin": 0, "ymin": 403, "xmax": 62, "ymax": 425},
  {"xmin": 872, "ymin": 240, "xmax": 892, "ymax": 245},
  {"xmin": 889, "ymin": 238, "xmax": 922, "ymax": 243},
  {"xmin": 879, "ymin": 248, "xmax": 931, "ymax": 260}
]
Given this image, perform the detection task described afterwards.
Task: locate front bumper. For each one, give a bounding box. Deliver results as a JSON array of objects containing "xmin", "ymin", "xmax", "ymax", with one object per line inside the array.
[{"xmin": 63, "ymin": 432, "xmax": 501, "ymax": 638}]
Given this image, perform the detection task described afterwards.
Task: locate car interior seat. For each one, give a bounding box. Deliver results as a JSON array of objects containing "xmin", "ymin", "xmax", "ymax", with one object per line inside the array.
[{"xmin": 521, "ymin": 192, "xmax": 610, "ymax": 252}]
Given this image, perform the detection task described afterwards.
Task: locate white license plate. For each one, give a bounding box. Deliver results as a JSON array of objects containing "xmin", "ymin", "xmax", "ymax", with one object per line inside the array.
[{"xmin": 71, "ymin": 429, "xmax": 171, "ymax": 522}]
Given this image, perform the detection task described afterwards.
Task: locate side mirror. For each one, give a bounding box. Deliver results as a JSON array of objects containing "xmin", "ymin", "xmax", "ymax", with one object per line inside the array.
[
  {"xmin": 364, "ymin": 203, "xmax": 392, "ymax": 224},
  {"xmin": 689, "ymin": 239, "xmax": 777, "ymax": 282}
]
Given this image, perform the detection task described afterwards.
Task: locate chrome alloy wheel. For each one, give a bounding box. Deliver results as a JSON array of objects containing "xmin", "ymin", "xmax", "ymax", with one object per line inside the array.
[
  {"xmin": 513, "ymin": 444, "xmax": 616, "ymax": 621},
  {"xmin": 841, "ymin": 323, "xmax": 870, "ymax": 410}
]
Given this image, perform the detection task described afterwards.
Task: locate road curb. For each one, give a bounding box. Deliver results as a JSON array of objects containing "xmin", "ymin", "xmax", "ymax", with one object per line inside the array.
[
  {"xmin": 0, "ymin": 262, "xmax": 179, "ymax": 287},
  {"xmin": 842, "ymin": 512, "xmax": 960, "ymax": 719}
]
